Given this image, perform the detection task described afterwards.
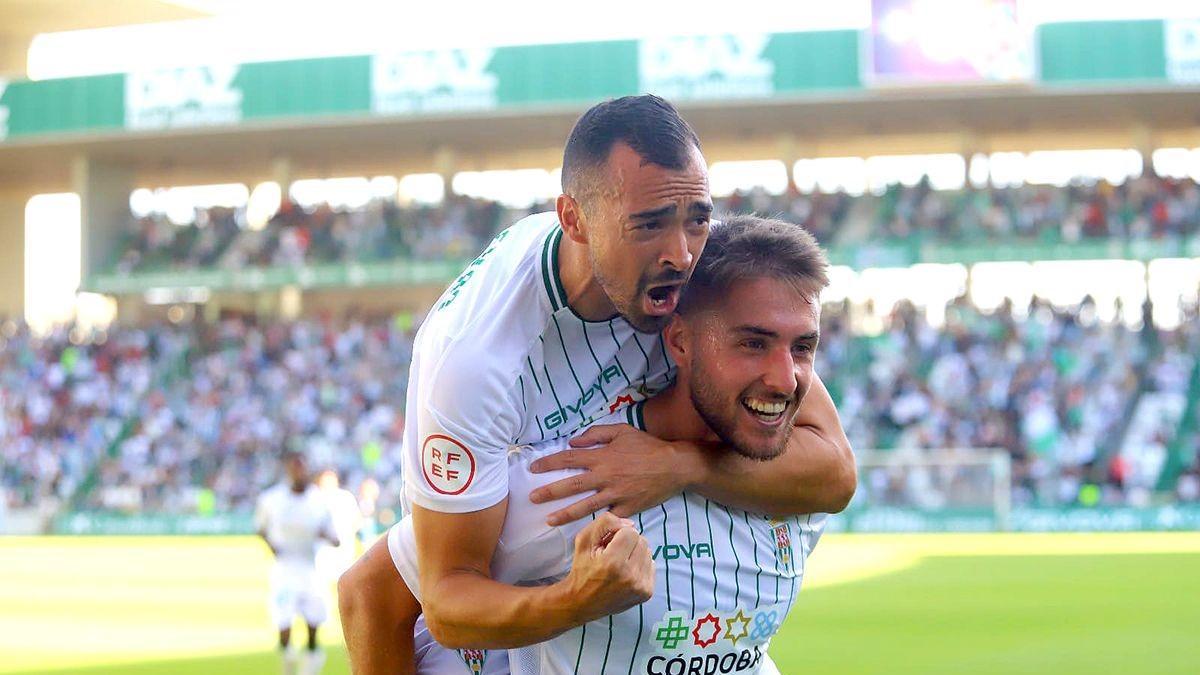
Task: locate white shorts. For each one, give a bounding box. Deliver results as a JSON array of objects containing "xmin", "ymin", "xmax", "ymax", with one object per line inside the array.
[
  {"xmin": 269, "ymin": 561, "xmax": 328, "ymax": 630},
  {"xmin": 413, "ymin": 615, "xmax": 509, "ymax": 674},
  {"xmin": 316, "ymin": 544, "xmax": 356, "ymax": 583}
]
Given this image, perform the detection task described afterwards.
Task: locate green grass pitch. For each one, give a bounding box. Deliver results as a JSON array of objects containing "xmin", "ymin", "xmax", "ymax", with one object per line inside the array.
[{"xmin": 1, "ymin": 533, "xmax": 1196, "ymax": 674}]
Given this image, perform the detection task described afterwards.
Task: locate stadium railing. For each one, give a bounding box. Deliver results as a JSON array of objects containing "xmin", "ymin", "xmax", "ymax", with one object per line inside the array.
[
  {"xmin": 68, "ymin": 343, "xmax": 193, "ymax": 511},
  {"xmin": 1157, "ymin": 359, "xmax": 1200, "ymax": 492},
  {"xmin": 1088, "ymin": 336, "xmax": 1156, "ymax": 486}
]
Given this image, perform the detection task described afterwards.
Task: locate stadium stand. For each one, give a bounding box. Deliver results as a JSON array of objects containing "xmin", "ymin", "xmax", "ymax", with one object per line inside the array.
[
  {"xmin": 869, "ymin": 174, "xmax": 1200, "ymax": 243},
  {"xmin": 83, "ymin": 315, "xmax": 414, "ymax": 520},
  {"xmin": 112, "ymin": 198, "xmax": 551, "ymax": 274},
  {"xmin": 5, "ymin": 288, "xmax": 1198, "ymax": 520},
  {"xmin": 101, "ymin": 175, "xmax": 1197, "ymax": 276},
  {"xmin": 0, "ymin": 320, "xmax": 189, "ymax": 510},
  {"xmin": 830, "ymin": 294, "xmax": 1200, "ymax": 508}
]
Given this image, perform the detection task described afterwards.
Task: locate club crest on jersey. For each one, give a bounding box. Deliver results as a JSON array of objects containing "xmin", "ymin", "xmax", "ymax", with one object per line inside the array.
[
  {"xmin": 769, "ymin": 518, "xmax": 792, "ymax": 569},
  {"xmin": 421, "ymin": 435, "xmax": 476, "ymax": 495},
  {"xmin": 457, "ymin": 648, "xmax": 487, "ymax": 673}
]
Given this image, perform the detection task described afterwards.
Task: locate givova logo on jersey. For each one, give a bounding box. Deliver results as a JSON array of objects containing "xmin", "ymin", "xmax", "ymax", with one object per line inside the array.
[
  {"xmin": 541, "ymin": 366, "xmax": 627, "ymax": 431},
  {"xmin": 545, "ymin": 382, "xmax": 665, "ymax": 434},
  {"xmin": 647, "ymin": 604, "xmax": 783, "ymax": 674},
  {"xmin": 652, "ymin": 542, "xmax": 712, "ymax": 561}
]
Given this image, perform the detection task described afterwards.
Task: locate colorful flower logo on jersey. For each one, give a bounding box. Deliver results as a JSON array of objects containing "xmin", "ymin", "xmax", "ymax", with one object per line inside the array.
[
  {"xmin": 457, "ymin": 648, "xmax": 487, "ymax": 673},
  {"xmin": 691, "ymin": 613, "xmax": 722, "ymax": 648},
  {"xmin": 723, "ymin": 609, "xmax": 751, "ymax": 646},
  {"xmin": 653, "ymin": 614, "xmax": 690, "ymax": 650},
  {"xmin": 651, "ymin": 606, "xmax": 780, "ymax": 654},
  {"xmin": 646, "ymin": 608, "xmax": 781, "ymax": 675},
  {"xmin": 749, "ymin": 611, "xmax": 779, "ymax": 641}
]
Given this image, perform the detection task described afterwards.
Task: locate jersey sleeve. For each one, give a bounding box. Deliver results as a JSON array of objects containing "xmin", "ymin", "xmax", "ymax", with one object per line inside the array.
[
  {"xmin": 317, "ymin": 501, "xmax": 337, "ymax": 542},
  {"xmin": 253, "ymin": 492, "xmax": 271, "ymax": 533},
  {"xmin": 404, "ymin": 346, "xmax": 525, "ymax": 514},
  {"xmin": 401, "ymin": 220, "xmax": 549, "ymax": 514}
]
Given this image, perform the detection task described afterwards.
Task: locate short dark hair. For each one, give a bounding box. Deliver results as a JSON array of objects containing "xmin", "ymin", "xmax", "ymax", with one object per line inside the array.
[
  {"xmin": 561, "ymin": 95, "xmax": 701, "ymax": 203},
  {"xmin": 678, "ymin": 215, "xmax": 829, "ymax": 315}
]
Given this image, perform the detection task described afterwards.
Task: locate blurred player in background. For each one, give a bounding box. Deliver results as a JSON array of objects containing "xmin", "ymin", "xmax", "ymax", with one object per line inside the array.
[
  {"xmin": 315, "ymin": 468, "xmax": 363, "ymax": 583},
  {"xmin": 357, "ymin": 477, "xmax": 382, "ymax": 542},
  {"xmin": 255, "ymin": 451, "xmax": 340, "ymax": 675}
]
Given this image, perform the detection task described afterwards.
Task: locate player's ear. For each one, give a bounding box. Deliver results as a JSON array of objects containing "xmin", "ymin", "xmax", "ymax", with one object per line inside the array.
[
  {"xmin": 664, "ymin": 314, "xmax": 690, "ymax": 367},
  {"xmin": 557, "ymin": 194, "xmax": 589, "ymax": 245}
]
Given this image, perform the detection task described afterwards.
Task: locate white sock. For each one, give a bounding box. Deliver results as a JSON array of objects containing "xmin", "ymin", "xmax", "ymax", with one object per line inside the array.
[
  {"xmin": 280, "ymin": 646, "xmax": 298, "ymax": 675},
  {"xmin": 303, "ymin": 648, "xmax": 327, "ymax": 675}
]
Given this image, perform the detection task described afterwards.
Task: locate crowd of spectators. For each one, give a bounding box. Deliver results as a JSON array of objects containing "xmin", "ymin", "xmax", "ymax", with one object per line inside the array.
[
  {"xmin": 0, "ymin": 320, "xmax": 189, "ymax": 510},
  {"xmin": 110, "ymin": 187, "xmax": 857, "ymax": 276},
  {"xmin": 84, "ymin": 315, "xmax": 415, "ymax": 523},
  {"xmin": 114, "ymin": 197, "xmax": 543, "ymax": 275},
  {"xmin": 108, "ymin": 174, "xmax": 1200, "ymax": 277},
  {"xmin": 874, "ymin": 174, "xmax": 1200, "ymax": 243},
  {"xmin": 4, "ymin": 292, "xmax": 1198, "ymax": 522},
  {"xmin": 718, "ymin": 187, "xmax": 850, "ymax": 244},
  {"xmin": 828, "ymin": 295, "xmax": 1200, "ymax": 509}
]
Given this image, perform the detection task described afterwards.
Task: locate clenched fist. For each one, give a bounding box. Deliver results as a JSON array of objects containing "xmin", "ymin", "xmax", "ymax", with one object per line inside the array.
[{"xmin": 561, "ymin": 511, "xmax": 655, "ymax": 624}]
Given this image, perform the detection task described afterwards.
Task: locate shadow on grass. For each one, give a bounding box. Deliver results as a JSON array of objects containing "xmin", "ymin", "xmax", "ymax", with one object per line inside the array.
[{"xmin": 13, "ymin": 647, "xmax": 351, "ymax": 675}]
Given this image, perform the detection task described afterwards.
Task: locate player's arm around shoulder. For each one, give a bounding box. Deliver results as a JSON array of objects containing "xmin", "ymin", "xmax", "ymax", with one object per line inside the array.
[{"xmin": 530, "ymin": 374, "xmax": 855, "ymax": 522}]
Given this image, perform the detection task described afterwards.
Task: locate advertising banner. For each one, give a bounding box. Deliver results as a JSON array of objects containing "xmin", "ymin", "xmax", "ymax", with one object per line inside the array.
[{"xmin": 866, "ymin": 0, "xmax": 1032, "ymax": 85}]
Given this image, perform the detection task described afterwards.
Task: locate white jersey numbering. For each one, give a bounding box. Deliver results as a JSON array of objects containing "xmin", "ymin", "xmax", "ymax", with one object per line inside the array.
[
  {"xmin": 390, "ymin": 405, "xmax": 828, "ymax": 675},
  {"xmin": 401, "ymin": 211, "xmax": 674, "ymax": 515}
]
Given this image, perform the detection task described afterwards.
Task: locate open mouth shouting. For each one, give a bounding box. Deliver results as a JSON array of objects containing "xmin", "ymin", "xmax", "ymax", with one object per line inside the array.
[{"xmin": 643, "ymin": 282, "xmax": 683, "ymax": 317}]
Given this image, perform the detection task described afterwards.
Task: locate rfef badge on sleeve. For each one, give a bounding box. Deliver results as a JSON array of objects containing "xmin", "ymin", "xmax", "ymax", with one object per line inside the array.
[{"xmin": 421, "ymin": 434, "xmax": 476, "ymax": 495}]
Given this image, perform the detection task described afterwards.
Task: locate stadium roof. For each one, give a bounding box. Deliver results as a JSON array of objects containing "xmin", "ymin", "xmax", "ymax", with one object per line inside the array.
[
  {"xmin": 2, "ymin": 85, "xmax": 1199, "ymax": 196},
  {"xmin": 0, "ymin": 1, "xmax": 207, "ymax": 76}
]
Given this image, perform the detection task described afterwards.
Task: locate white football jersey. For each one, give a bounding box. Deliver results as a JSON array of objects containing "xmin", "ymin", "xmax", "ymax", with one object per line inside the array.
[
  {"xmin": 323, "ymin": 486, "xmax": 362, "ymax": 549},
  {"xmin": 401, "ymin": 211, "xmax": 674, "ymax": 515},
  {"xmin": 390, "ymin": 404, "xmax": 827, "ymax": 674},
  {"xmin": 254, "ymin": 483, "xmax": 335, "ymax": 568}
]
